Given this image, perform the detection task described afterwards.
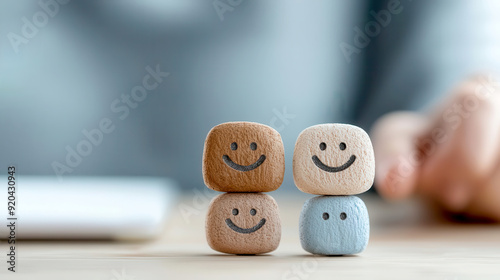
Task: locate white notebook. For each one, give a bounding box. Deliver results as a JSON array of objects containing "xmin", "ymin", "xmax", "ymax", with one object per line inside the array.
[{"xmin": 0, "ymin": 176, "xmax": 178, "ymax": 240}]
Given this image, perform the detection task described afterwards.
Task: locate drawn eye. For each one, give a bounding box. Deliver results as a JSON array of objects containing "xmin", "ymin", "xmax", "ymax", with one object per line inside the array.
[
  {"xmin": 339, "ymin": 142, "xmax": 346, "ymax": 151},
  {"xmin": 231, "ymin": 142, "xmax": 238, "ymax": 150},
  {"xmin": 250, "ymin": 209, "xmax": 257, "ymax": 216},
  {"xmin": 232, "ymin": 208, "xmax": 239, "ymax": 215},
  {"xmin": 322, "ymin": 212, "xmax": 329, "ymax": 220},
  {"xmin": 340, "ymin": 212, "xmax": 347, "ymax": 220},
  {"xmin": 250, "ymin": 142, "xmax": 257, "ymax": 151},
  {"xmin": 320, "ymin": 142, "xmax": 327, "ymax": 151}
]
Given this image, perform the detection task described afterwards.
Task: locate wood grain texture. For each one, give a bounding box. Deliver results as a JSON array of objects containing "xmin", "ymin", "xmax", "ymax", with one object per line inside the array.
[
  {"xmin": 206, "ymin": 193, "xmax": 281, "ymax": 255},
  {"xmin": 293, "ymin": 124, "xmax": 375, "ymax": 195},
  {"xmin": 203, "ymin": 122, "xmax": 285, "ymax": 193}
]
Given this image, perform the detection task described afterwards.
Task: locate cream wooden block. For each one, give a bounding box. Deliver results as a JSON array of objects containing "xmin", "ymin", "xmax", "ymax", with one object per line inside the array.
[
  {"xmin": 206, "ymin": 193, "xmax": 281, "ymax": 255},
  {"xmin": 293, "ymin": 124, "xmax": 375, "ymax": 195}
]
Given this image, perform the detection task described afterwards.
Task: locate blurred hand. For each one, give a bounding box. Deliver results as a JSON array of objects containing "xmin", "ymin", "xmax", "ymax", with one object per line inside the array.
[{"xmin": 371, "ymin": 75, "xmax": 500, "ymax": 221}]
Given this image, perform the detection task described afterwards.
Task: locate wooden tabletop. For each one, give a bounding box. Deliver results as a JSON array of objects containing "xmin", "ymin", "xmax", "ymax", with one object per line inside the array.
[{"xmin": 3, "ymin": 192, "xmax": 500, "ymax": 279}]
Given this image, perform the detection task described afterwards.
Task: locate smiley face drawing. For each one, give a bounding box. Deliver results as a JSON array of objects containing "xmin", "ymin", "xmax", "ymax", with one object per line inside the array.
[
  {"xmin": 293, "ymin": 124, "xmax": 375, "ymax": 195},
  {"xmin": 222, "ymin": 141, "xmax": 266, "ymax": 172},
  {"xmin": 203, "ymin": 122, "xmax": 285, "ymax": 193},
  {"xmin": 311, "ymin": 141, "xmax": 356, "ymax": 173},
  {"xmin": 225, "ymin": 207, "xmax": 266, "ymax": 234},
  {"xmin": 206, "ymin": 193, "xmax": 281, "ymax": 255}
]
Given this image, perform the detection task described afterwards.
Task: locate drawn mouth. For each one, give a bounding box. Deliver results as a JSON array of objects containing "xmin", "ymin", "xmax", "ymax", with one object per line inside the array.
[
  {"xmin": 312, "ymin": 155, "xmax": 356, "ymax": 173},
  {"xmin": 222, "ymin": 155, "xmax": 266, "ymax": 172},
  {"xmin": 225, "ymin": 218, "xmax": 266, "ymax": 234}
]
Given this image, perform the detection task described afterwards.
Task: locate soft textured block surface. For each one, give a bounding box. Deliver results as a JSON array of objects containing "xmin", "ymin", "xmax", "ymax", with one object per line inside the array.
[
  {"xmin": 293, "ymin": 123, "xmax": 375, "ymax": 195},
  {"xmin": 203, "ymin": 122, "xmax": 285, "ymax": 193},
  {"xmin": 206, "ymin": 193, "xmax": 281, "ymax": 255},
  {"xmin": 299, "ymin": 196, "xmax": 369, "ymax": 255}
]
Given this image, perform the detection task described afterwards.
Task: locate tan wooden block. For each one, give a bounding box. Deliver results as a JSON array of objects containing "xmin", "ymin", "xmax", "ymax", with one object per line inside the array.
[
  {"xmin": 293, "ymin": 123, "xmax": 375, "ymax": 195},
  {"xmin": 206, "ymin": 193, "xmax": 281, "ymax": 255},
  {"xmin": 202, "ymin": 122, "xmax": 285, "ymax": 193}
]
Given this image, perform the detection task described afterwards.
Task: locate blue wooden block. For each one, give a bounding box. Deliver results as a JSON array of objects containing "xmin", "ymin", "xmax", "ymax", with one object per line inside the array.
[{"xmin": 299, "ymin": 196, "xmax": 369, "ymax": 255}]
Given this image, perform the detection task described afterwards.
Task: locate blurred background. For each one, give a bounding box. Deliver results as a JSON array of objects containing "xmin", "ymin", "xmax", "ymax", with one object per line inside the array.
[
  {"xmin": 1, "ymin": 0, "xmax": 500, "ymax": 192},
  {"xmin": 2, "ymin": 3, "xmax": 500, "ymax": 278}
]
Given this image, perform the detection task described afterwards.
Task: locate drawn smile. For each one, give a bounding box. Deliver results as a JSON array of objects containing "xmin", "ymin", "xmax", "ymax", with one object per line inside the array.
[
  {"xmin": 225, "ymin": 218, "xmax": 266, "ymax": 234},
  {"xmin": 312, "ymin": 155, "xmax": 356, "ymax": 173},
  {"xmin": 222, "ymin": 155, "xmax": 266, "ymax": 172}
]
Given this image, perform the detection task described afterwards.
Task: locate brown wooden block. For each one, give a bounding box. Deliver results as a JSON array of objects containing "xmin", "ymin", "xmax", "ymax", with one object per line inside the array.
[
  {"xmin": 206, "ymin": 193, "xmax": 281, "ymax": 255},
  {"xmin": 202, "ymin": 122, "xmax": 285, "ymax": 192},
  {"xmin": 293, "ymin": 123, "xmax": 375, "ymax": 195}
]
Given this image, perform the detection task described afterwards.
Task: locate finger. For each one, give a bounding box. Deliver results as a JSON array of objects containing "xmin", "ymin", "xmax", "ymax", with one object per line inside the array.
[
  {"xmin": 464, "ymin": 166, "xmax": 500, "ymax": 222},
  {"xmin": 418, "ymin": 75, "xmax": 500, "ymax": 211},
  {"xmin": 371, "ymin": 111, "xmax": 428, "ymax": 200}
]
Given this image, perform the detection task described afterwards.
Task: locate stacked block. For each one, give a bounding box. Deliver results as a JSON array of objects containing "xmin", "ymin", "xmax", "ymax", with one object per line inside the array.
[
  {"xmin": 203, "ymin": 122, "xmax": 284, "ymax": 254},
  {"xmin": 293, "ymin": 124, "xmax": 375, "ymax": 255}
]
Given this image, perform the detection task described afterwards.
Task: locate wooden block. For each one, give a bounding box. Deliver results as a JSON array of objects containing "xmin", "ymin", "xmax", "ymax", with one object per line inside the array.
[
  {"xmin": 293, "ymin": 123, "xmax": 375, "ymax": 195},
  {"xmin": 203, "ymin": 122, "xmax": 285, "ymax": 193},
  {"xmin": 299, "ymin": 196, "xmax": 369, "ymax": 255},
  {"xmin": 206, "ymin": 193, "xmax": 281, "ymax": 255}
]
